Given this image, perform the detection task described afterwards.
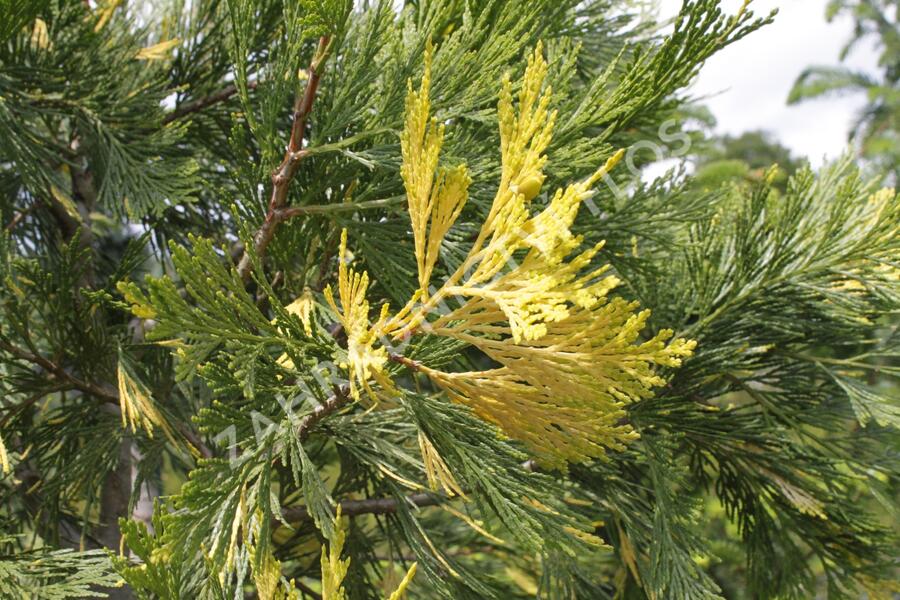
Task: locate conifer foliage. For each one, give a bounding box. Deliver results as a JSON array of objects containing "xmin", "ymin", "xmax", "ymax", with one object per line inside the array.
[{"xmin": 0, "ymin": 0, "xmax": 897, "ymax": 598}]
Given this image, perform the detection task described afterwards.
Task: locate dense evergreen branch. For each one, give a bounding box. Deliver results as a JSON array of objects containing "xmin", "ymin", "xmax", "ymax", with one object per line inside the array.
[{"xmin": 3, "ymin": 3, "xmax": 896, "ymax": 598}]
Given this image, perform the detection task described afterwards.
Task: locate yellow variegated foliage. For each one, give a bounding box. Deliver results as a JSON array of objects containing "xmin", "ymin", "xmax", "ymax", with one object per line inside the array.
[
  {"xmin": 30, "ymin": 18, "xmax": 50, "ymax": 50},
  {"xmin": 386, "ymin": 562, "xmax": 418, "ymax": 600},
  {"xmin": 322, "ymin": 507, "xmax": 418, "ymax": 600},
  {"xmin": 285, "ymin": 287, "xmax": 316, "ymax": 336},
  {"xmin": 321, "ymin": 506, "xmax": 350, "ymax": 600},
  {"xmin": 324, "ymin": 231, "xmax": 395, "ymax": 401},
  {"xmin": 289, "ymin": 42, "xmax": 694, "ymax": 469},
  {"xmin": 418, "ymin": 432, "xmax": 465, "ymax": 497},
  {"xmin": 135, "ymin": 38, "xmax": 180, "ymax": 61},
  {"xmin": 247, "ymin": 510, "xmax": 299, "ymax": 600},
  {"xmin": 274, "ymin": 288, "xmax": 316, "ymax": 372},
  {"xmin": 92, "ymin": 0, "xmax": 122, "ymax": 33},
  {"xmin": 400, "ymin": 41, "xmax": 471, "ymax": 297},
  {"xmin": 859, "ymin": 575, "xmax": 900, "ymax": 600},
  {"xmin": 116, "ymin": 358, "xmax": 176, "ymax": 445},
  {"xmin": 0, "ymin": 431, "xmax": 10, "ymax": 474}
]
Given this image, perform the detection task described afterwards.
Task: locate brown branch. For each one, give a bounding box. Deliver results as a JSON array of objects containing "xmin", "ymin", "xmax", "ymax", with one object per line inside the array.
[
  {"xmin": 296, "ymin": 384, "xmax": 352, "ymax": 441},
  {"xmin": 278, "ymin": 459, "xmax": 537, "ymax": 526},
  {"xmin": 389, "ymin": 353, "xmax": 421, "ymax": 372},
  {"xmin": 236, "ymin": 36, "xmax": 331, "ymax": 281},
  {"xmin": 0, "ymin": 338, "xmax": 213, "ymax": 459},
  {"xmin": 162, "ymin": 80, "xmax": 258, "ymax": 125},
  {"xmin": 0, "ymin": 384, "xmax": 68, "ymax": 428},
  {"xmin": 4, "ymin": 206, "xmax": 35, "ymax": 233},
  {"xmin": 281, "ymin": 491, "xmax": 447, "ymax": 524},
  {"xmin": 0, "ymin": 339, "xmax": 119, "ymax": 403}
]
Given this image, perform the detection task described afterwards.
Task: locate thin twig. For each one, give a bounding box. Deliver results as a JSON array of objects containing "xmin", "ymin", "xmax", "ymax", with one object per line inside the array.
[
  {"xmin": 389, "ymin": 353, "xmax": 421, "ymax": 372},
  {"xmin": 0, "ymin": 384, "xmax": 68, "ymax": 428},
  {"xmin": 0, "ymin": 339, "xmax": 213, "ymax": 459},
  {"xmin": 296, "ymin": 384, "xmax": 352, "ymax": 441},
  {"xmin": 238, "ymin": 196, "xmax": 403, "ymax": 276},
  {"xmin": 162, "ymin": 80, "xmax": 258, "ymax": 125},
  {"xmin": 4, "ymin": 206, "xmax": 33, "ymax": 233},
  {"xmin": 278, "ymin": 197, "xmax": 404, "ymax": 220},
  {"xmin": 281, "ymin": 491, "xmax": 448, "ymax": 524},
  {"xmin": 0, "ymin": 339, "xmax": 118, "ymax": 403},
  {"xmin": 279, "ymin": 458, "xmax": 537, "ymax": 525},
  {"xmin": 237, "ymin": 36, "xmax": 331, "ymax": 281}
]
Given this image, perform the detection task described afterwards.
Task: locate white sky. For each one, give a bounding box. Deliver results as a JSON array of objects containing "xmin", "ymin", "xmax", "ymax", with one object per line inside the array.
[{"xmin": 656, "ymin": 0, "xmax": 881, "ymax": 166}]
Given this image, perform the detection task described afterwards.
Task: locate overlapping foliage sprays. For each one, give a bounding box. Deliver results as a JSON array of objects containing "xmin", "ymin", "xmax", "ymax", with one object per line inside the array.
[{"xmin": 1, "ymin": 1, "xmax": 897, "ymax": 599}]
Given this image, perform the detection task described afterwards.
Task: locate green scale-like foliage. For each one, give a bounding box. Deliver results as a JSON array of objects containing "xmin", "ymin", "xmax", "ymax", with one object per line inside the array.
[{"xmin": 1, "ymin": 1, "xmax": 898, "ymax": 599}]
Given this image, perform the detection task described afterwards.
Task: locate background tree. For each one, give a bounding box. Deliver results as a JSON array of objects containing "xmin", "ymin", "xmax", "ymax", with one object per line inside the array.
[
  {"xmin": 0, "ymin": 1, "xmax": 897, "ymax": 599},
  {"xmin": 789, "ymin": 0, "xmax": 899, "ymax": 183},
  {"xmin": 690, "ymin": 129, "xmax": 803, "ymax": 190}
]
